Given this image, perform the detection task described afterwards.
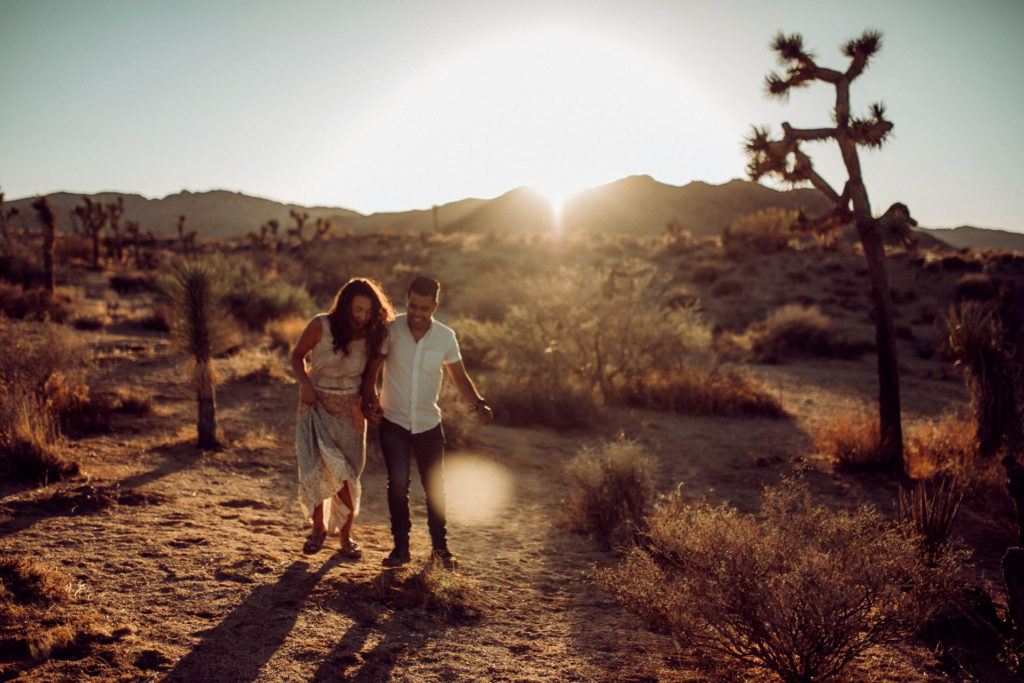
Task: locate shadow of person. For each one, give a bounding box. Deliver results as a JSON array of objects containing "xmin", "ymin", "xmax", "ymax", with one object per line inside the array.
[
  {"xmin": 165, "ymin": 555, "xmax": 341, "ymax": 682},
  {"xmin": 306, "ymin": 569, "xmax": 455, "ymax": 682}
]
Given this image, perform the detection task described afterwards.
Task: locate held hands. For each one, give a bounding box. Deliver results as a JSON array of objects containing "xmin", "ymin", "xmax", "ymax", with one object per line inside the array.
[
  {"xmin": 475, "ymin": 400, "xmax": 494, "ymax": 426},
  {"xmin": 362, "ymin": 395, "xmax": 383, "ymax": 425}
]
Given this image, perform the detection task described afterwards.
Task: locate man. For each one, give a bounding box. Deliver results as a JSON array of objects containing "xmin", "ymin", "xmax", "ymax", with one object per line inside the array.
[{"xmin": 363, "ymin": 276, "xmax": 493, "ymax": 569}]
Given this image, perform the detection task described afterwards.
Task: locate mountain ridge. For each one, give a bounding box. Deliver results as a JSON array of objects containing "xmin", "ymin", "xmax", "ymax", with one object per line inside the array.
[{"xmin": 7, "ymin": 179, "xmax": 1022, "ymax": 251}]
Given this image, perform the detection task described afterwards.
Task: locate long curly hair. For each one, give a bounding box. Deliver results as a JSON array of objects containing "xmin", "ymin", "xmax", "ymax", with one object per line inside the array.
[{"xmin": 325, "ymin": 278, "xmax": 394, "ymax": 359}]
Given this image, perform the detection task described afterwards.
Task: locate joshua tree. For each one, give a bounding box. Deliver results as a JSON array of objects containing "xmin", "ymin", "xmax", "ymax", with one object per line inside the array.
[
  {"xmin": 108, "ymin": 196, "xmax": 125, "ymax": 263},
  {"xmin": 745, "ymin": 30, "xmax": 914, "ymax": 473},
  {"xmin": 313, "ymin": 217, "xmax": 333, "ymax": 240},
  {"xmin": 31, "ymin": 196, "xmax": 58, "ymax": 294},
  {"xmin": 0, "ymin": 189, "xmax": 21, "ymax": 253},
  {"xmin": 125, "ymin": 220, "xmax": 142, "ymax": 267},
  {"xmin": 73, "ymin": 197, "xmax": 110, "ymax": 269},
  {"xmin": 288, "ymin": 209, "xmax": 310, "ymax": 243},
  {"xmin": 164, "ymin": 260, "xmax": 233, "ymax": 449}
]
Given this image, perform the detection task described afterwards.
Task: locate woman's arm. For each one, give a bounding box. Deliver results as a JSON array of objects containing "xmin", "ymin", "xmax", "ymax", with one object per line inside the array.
[{"xmin": 290, "ymin": 317, "xmax": 322, "ymax": 406}]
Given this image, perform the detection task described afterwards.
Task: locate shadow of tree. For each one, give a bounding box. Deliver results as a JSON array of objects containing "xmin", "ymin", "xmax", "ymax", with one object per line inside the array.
[{"xmin": 165, "ymin": 555, "xmax": 341, "ymax": 682}]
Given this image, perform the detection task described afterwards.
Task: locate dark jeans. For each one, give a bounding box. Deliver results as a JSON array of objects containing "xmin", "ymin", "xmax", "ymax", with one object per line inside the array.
[{"xmin": 379, "ymin": 419, "xmax": 447, "ymax": 551}]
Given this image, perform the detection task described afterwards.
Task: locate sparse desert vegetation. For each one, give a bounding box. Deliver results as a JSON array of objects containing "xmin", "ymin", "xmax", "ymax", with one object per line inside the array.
[{"xmin": 1, "ymin": 186, "xmax": 1023, "ymax": 681}]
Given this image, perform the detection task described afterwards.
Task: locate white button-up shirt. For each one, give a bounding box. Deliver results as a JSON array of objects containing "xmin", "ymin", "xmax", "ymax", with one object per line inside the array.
[{"xmin": 380, "ymin": 314, "xmax": 461, "ymax": 434}]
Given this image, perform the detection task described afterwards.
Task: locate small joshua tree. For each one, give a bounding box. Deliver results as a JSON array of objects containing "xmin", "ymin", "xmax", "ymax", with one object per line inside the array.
[
  {"xmin": 164, "ymin": 260, "xmax": 233, "ymax": 449},
  {"xmin": 745, "ymin": 30, "xmax": 914, "ymax": 473},
  {"xmin": 31, "ymin": 196, "xmax": 58, "ymax": 294},
  {"xmin": 107, "ymin": 196, "xmax": 125, "ymax": 263},
  {"xmin": 74, "ymin": 197, "xmax": 110, "ymax": 269}
]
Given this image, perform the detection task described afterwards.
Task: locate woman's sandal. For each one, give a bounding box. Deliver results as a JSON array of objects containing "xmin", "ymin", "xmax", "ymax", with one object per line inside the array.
[
  {"xmin": 339, "ymin": 538, "xmax": 362, "ymax": 560},
  {"xmin": 303, "ymin": 530, "xmax": 327, "ymax": 554}
]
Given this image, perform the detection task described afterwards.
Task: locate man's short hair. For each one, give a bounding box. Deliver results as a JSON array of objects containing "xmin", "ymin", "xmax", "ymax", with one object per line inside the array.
[{"xmin": 408, "ymin": 276, "xmax": 440, "ymax": 302}]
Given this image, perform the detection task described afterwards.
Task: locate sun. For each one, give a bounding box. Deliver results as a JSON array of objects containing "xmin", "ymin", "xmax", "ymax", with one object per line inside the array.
[{"xmin": 337, "ymin": 25, "xmax": 735, "ymax": 217}]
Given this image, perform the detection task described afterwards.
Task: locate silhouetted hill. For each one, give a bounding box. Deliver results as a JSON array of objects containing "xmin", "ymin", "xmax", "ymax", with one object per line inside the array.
[
  {"xmin": 443, "ymin": 176, "xmax": 834, "ymax": 237},
  {"xmin": 10, "ymin": 182, "xmax": 1021, "ymax": 249},
  {"xmin": 918, "ymin": 225, "xmax": 1024, "ymax": 252}
]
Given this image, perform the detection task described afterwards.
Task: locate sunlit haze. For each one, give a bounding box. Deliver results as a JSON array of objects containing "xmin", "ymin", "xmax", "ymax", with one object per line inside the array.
[{"xmin": 1, "ymin": 0, "xmax": 1022, "ymax": 231}]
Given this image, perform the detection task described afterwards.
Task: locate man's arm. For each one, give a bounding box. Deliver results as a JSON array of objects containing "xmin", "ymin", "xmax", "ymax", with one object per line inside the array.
[{"xmin": 445, "ymin": 360, "xmax": 493, "ymax": 425}]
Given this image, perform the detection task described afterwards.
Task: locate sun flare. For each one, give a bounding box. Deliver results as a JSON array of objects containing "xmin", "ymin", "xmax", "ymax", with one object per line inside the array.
[
  {"xmin": 443, "ymin": 454, "xmax": 512, "ymax": 525},
  {"xmin": 342, "ymin": 25, "xmax": 732, "ymax": 213}
]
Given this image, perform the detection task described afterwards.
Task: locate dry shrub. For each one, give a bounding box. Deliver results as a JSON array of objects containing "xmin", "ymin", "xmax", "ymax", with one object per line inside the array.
[
  {"xmin": 438, "ymin": 381, "xmax": 478, "ymax": 450},
  {"xmin": 562, "ymin": 438, "xmax": 654, "ymax": 549},
  {"xmin": 265, "ymin": 314, "xmax": 307, "ymax": 353},
  {"xmin": 0, "ymin": 282, "xmax": 71, "ymax": 322},
  {"xmin": 747, "ymin": 304, "xmax": 871, "ymax": 362},
  {"xmin": 691, "ymin": 264, "xmax": 725, "ymax": 285},
  {"xmin": 596, "ymin": 477, "xmax": 965, "ymax": 683},
  {"xmin": 497, "ymin": 263, "xmax": 712, "ymax": 409},
  {"xmin": 721, "ymin": 207, "xmax": 796, "ymax": 259},
  {"xmin": 814, "ymin": 405, "xmax": 887, "ymax": 471},
  {"xmin": 904, "ymin": 412, "xmax": 978, "ymax": 481},
  {"xmin": 616, "ymin": 366, "xmax": 786, "ymax": 418},
  {"xmin": 954, "ymin": 273, "xmax": 996, "ymax": 302},
  {"xmin": 0, "ymin": 322, "xmax": 85, "ymax": 480},
  {"xmin": 488, "ymin": 375, "xmax": 603, "ymax": 430},
  {"xmin": 363, "ymin": 562, "xmax": 487, "ymax": 622}
]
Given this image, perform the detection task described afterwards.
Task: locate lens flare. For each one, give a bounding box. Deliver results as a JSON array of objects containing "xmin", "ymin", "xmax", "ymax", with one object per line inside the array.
[{"xmin": 443, "ymin": 454, "xmax": 513, "ymax": 525}]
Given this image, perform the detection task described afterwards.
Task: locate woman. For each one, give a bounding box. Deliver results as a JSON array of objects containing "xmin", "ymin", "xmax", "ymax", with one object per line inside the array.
[{"xmin": 291, "ymin": 278, "xmax": 394, "ymax": 556}]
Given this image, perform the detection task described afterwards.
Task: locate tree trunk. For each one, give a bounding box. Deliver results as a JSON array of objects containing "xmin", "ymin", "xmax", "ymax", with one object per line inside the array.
[
  {"xmin": 196, "ymin": 370, "xmax": 219, "ymax": 449},
  {"xmin": 855, "ymin": 218, "xmax": 903, "ymax": 472},
  {"xmin": 840, "ymin": 134, "xmax": 903, "ymax": 474}
]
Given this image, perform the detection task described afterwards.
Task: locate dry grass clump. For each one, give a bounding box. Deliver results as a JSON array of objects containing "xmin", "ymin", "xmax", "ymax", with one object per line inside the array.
[
  {"xmin": 746, "ymin": 303, "xmax": 871, "ymax": 363},
  {"xmin": 596, "ymin": 477, "xmax": 965, "ymax": 683},
  {"xmin": 617, "ymin": 366, "xmax": 787, "ymax": 418},
  {"xmin": 0, "ymin": 555, "xmax": 132, "ymax": 677},
  {"xmin": 0, "ymin": 320, "xmax": 90, "ymax": 482},
  {"xmin": 904, "ymin": 412, "xmax": 978, "ymax": 481},
  {"xmin": 561, "ymin": 438, "xmax": 654, "ymax": 549},
  {"xmin": 363, "ymin": 562, "xmax": 487, "ymax": 622},
  {"xmin": 0, "ymin": 281, "xmax": 72, "ymax": 322},
  {"xmin": 814, "ymin": 405, "xmax": 886, "ymax": 471},
  {"xmin": 265, "ymin": 314, "xmax": 307, "ymax": 353},
  {"xmin": 721, "ymin": 207, "xmax": 796, "ymax": 259}
]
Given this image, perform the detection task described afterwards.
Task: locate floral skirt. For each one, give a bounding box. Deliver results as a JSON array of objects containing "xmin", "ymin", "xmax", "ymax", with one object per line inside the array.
[{"xmin": 295, "ymin": 388, "xmax": 366, "ymax": 534}]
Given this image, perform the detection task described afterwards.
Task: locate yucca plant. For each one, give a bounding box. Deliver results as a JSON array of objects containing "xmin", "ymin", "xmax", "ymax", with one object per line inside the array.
[
  {"xmin": 942, "ymin": 301, "xmax": 1022, "ymax": 457},
  {"xmin": 897, "ymin": 480, "xmax": 963, "ymax": 563},
  {"xmin": 163, "ymin": 260, "xmax": 233, "ymax": 449}
]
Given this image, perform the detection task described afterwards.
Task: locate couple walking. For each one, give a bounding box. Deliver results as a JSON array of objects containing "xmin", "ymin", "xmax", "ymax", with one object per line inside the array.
[{"xmin": 290, "ymin": 276, "xmax": 493, "ymax": 569}]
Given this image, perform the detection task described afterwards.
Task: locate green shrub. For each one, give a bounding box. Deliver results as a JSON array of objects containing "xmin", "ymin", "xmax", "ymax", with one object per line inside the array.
[
  {"xmin": 562, "ymin": 438, "xmax": 654, "ymax": 549},
  {"xmin": 596, "ymin": 477, "xmax": 965, "ymax": 683}
]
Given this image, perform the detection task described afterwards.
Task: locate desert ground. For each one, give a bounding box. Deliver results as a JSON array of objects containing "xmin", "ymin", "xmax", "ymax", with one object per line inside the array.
[{"xmin": 2, "ymin": 229, "xmax": 1023, "ymax": 681}]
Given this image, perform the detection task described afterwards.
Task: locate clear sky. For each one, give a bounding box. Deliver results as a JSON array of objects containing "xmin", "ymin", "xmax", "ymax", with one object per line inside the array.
[{"xmin": 2, "ymin": 0, "xmax": 1022, "ymax": 231}]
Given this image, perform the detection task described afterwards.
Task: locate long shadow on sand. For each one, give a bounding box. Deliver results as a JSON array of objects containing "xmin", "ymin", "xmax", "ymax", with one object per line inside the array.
[
  {"xmin": 165, "ymin": 554, "xmax": 342, "ymax": 682},
  {"xmin": 0, "ymin": 440, "xmax": 200, "ymax": 538},
  {"xmin": 308, "ymin": 569, "xmax": 454, "ymax": 682}
]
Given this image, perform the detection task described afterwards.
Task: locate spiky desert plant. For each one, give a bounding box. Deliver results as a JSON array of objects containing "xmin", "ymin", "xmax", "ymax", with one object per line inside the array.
[
  {"xmin": 31, "ymin": 196, "xmax": 58, "ymax": 294},
  {"xmin": 942, "ymin": 300, "xmax": 1022, "ymax": 457},
  {"xmin": 745, "ymin": 30, "xmax": 913, "ymax": 474},
  {"xmin": 164, "ymin": 260, "xmax": 233, "ymax": 449},
  {"xmin": 897, "ymin": 480, "xmax": 963, "ymax": 563}
]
